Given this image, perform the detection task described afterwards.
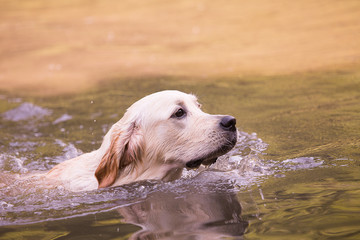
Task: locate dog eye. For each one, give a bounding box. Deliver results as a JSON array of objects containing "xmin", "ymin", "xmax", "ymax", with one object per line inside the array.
[{"xmin": 173, "ymin": 108, "xmax": 186, "ymax": 118}]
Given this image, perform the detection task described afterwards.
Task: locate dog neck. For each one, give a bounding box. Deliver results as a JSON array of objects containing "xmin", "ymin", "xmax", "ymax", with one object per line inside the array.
[{"xmin": 111, "ymin": 154, "xmax": 184, "ymax": 186}]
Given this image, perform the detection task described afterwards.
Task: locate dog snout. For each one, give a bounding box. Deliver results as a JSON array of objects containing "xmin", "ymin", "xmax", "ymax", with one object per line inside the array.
[{"xmin": 220, "ymin": 115, "xmax": 237, "ymax": 132}]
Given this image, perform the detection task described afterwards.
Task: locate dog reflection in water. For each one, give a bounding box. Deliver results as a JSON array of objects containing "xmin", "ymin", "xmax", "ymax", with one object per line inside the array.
[{"xmin": 118, "ymin": 183, "xmax": 248, "ymax": 239}]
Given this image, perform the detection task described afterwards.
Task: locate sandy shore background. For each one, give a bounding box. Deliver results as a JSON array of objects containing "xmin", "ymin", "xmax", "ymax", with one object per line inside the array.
[{"xmin": 1, "ymin": 0, "xmax": 360, "ymax": 95}]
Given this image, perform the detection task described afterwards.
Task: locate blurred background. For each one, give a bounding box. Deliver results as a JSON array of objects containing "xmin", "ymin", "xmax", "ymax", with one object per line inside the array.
[{"xmin": 1, "ymin": 0, "xmax": 359, "ymax": 95}]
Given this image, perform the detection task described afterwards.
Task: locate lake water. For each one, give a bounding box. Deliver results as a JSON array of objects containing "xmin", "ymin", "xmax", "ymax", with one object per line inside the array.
[{"xmin": 0, "ymin": 71, "xmax": 359, "ymax": 239}]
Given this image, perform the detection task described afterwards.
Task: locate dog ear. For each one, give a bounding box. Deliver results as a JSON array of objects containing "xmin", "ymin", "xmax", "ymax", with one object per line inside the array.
[{"xmin": 95, "ymin": 122, "xmax": 144, "ymax": 188}]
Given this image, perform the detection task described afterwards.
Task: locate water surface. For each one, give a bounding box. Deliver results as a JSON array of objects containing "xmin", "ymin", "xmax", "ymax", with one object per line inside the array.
[{"xmin": 0, "ymin": 71, "xmax": 359, "ymax": 239}]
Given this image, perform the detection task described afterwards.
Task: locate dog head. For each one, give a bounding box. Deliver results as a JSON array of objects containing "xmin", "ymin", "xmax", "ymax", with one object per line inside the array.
[{"xmin": 95, "ymin": 90, "xmax": 237, "ymax": 188}]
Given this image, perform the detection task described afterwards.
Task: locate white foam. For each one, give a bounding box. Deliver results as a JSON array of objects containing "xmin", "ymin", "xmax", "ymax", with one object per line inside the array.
[
  {"xmin": 53, "ymin": 114, "xmax": 73, "ymax": 125},
  {"xmin": 2, "ymin": 102, "xmax": 52, "ymax": 121}
]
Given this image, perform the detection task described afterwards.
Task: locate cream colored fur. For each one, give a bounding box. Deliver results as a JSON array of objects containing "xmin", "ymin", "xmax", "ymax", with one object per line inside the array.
[{"xmin": 46, "ymin": 90, "xmax": 237, "ymax": 191}]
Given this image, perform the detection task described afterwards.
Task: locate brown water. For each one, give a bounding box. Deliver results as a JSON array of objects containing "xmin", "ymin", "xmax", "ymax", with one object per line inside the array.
[
  {"xmin": 0, "ymin": 71, "xmax": 359, "ymax": 239},
  {"xmin": 1, "ymin": 0, "xmax": 360, "ymax": 95}
]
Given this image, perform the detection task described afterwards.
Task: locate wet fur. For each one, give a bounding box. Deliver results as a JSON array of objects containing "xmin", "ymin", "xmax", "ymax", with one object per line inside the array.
[{"xmin": 46, "ymin": 90, "xmax": 237, "ymax": 191}]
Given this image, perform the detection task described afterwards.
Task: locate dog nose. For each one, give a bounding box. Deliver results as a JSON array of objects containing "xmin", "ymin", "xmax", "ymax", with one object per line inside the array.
[{"xmin": 220, "ymin": 115, "xmax": 237, "ymax": 131}]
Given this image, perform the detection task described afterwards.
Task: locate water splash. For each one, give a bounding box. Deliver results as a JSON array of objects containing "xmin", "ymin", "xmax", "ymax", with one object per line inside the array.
[
  {"xmin": 2, "ymin": 102, "xmax": 52, "ymax": 122},
  {"xmin": 0, "ymin": 129, "xmax": 327, "ymax": 226},
  {"xmin": 45, "ymin": 139, "xmax": 83, "ymax": 166},
  {"xmin": 0, "ymin": 154, "xmax": 28, "ymax": 174},
  {"xmin": 52, "ymin": 114, "xmax": 73, "ymax": 125},
  {"xmin": 182, "ymin": 131, "xmax": 270, "ymax": 188},
  {"xmin": 213, "ymin": 131, "xmax": 269, "ymax": 173},
  {"xmin": 182, "ymin": 131, "xmax": 326, "ymax": 189}
]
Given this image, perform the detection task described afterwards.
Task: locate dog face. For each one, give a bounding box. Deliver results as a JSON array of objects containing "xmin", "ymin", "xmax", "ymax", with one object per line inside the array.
[
  {"xmin": 138, "ymin": 91, "xmax": 237, "ymax": 168},
  {"xmin": 95, "ymin": 90, "xmax": 237, "ymax": 188}
]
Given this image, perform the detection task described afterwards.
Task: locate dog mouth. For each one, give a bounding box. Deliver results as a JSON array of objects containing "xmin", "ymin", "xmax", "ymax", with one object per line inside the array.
[
  {"xmin": 185, "ymin": 136, "xmax": 237, "ymax": 169},
  {"xmin": 186, "ymin": 157, "xmax": 218, "ymax": 169}
]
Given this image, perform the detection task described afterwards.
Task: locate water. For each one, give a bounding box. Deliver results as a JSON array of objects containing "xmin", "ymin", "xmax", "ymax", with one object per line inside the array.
[{"xmin": 0, "ymin": 72, "xmax": 360, "ymax": 239}]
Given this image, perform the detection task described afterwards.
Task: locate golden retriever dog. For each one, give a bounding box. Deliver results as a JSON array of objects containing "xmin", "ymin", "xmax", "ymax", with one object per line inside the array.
[{"xmin": 46, "ymin": 90, "xmax": 237, "ymax": 191}]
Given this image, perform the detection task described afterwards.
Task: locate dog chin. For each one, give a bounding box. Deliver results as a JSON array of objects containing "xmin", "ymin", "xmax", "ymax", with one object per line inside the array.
[{"xmin": 185, "ymin": 138, "xmax": 237, "ymax": 169}]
